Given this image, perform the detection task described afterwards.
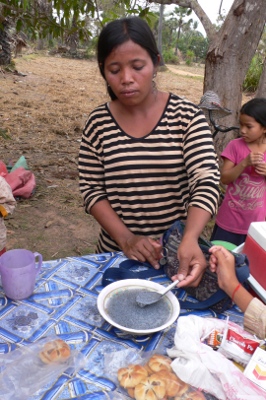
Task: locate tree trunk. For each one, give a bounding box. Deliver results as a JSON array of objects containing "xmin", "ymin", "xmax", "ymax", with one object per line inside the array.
[
  {"xmin": 204, "ymin": 0, "xmax": 266, "ymax": 145},
  {"xmin": 0, "ymin": 20, "xmax": 12, "ymax": 66},
  {"xmin": 66, "ymin": 16, "xmax": 78, "ymax": 55},
  {"xmin": 37, "ymin": 38, "xmax": 44, "ymax": 50},
  {"xmin": 155, "ymin": 0, "xmax": 266, "ymax": 150},
  {"xmin": 157, "ymin": 4, "xmax": 165, "ymax": 66},
  {"xmin": 256, "ymin": 57, "xmax": 266, "ymax": 98}
]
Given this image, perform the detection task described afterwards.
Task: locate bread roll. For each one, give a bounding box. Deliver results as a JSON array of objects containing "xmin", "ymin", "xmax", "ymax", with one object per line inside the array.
[
  {"xmin": 147, "ymin": 354, "xmax": 172, "ymax": 373},
  {"xmin": 39, "ymin": 339, "xmax": 71, "ymax": 364},
  {"xmin": 143, "ymin": 363, "xmax": 154, "ymax": 375},
  {"xmin": 134, "ymin": 374, "xmax": 166, "ymax": 400},
  {"xmin": 118, "ymin": 364, "xmax": 148, "ymax": 388},
  {"xmin": 154, "ymin": 370, "xmax": 188, "ymax": 397},
  {"xmin": 127, "ymin": 387, "xmax": 135, "ymax": 398}
]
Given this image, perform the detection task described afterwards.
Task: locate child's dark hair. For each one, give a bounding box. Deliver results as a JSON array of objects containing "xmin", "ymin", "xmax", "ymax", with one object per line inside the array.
[
  {"xmin": 97, "ymin": 17, "xmax": 160, "ymax": 100},
  {"xmin": 240, "ymin": 98, "xmax": 266, "ymax": 127}
]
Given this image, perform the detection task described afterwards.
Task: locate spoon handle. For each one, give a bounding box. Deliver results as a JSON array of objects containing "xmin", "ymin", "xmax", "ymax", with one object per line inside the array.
[{"xmin": 161, "ymin": 279, "xmax": 179, "ymax": 296}]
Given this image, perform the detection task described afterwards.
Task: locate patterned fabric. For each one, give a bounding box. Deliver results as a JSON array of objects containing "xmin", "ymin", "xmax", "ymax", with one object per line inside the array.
[
  {"xmin": 79, "ymin": 93, "xmax": 220, "ymax": 253},
  {"xmin": 0, "ymin": 251, "xmax": 233, "ymax": 399},
  {"xmin": 0, "ymin": 177, "xmax": 16, "ymax": 251}
]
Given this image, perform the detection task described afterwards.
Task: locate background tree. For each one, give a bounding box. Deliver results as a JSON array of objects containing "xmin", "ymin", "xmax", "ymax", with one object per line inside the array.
[
  {"xmin": 33, "ymin": 0, "xmax": 54, "ymax": 50},
  {"xmin": 256, "ymin": 28, "xmax": 266, "ymax": 97},
  {"xmin": 257, "ymin": 59, "xmax": 266, "ymax": 97},
  {"xmin": 169, "ymin": 6, "xmax": 192, "ymax": 55},
  {"xmin": 157, "ymin": 4, "xmax": 165, "ymax": 65},
  {"xmin": 177, "ymin": 25, "xmax": 208, "ymax": 63},
  {"xmin": 155, "ymin": 6, "xmax": 206, "ymax": 64},
  {"xmin": 0, "ymin": 0, "xmax": 157, "ymax": 64},
  {"xmin": 0, "ymin": 17, "xmax": 11, "ymax": 65},
  {"xmin": 155, "ymin": 0, "xmax": 266, "ymax": 150}
]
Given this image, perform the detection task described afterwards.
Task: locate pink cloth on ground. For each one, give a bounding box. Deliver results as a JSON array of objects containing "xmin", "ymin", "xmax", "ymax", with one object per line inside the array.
[
  {"xmin": 5, "ymin": 167, "xmax": 36, "ymax": 198},
  {"xmin": 215, "ymin": 138, "xmax": 266, "ymax": 234}
]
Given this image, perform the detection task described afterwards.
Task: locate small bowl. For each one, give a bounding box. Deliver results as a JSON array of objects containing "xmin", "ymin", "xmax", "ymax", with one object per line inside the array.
[{"xmin": 97, "ymin": 279, "xmax": 180, "ymax": 336}]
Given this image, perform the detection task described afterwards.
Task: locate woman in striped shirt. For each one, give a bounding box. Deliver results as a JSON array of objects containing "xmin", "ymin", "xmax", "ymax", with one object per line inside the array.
[{"xmin": 78, "ymin": 17, "xmax": 220, "ymax": 288}]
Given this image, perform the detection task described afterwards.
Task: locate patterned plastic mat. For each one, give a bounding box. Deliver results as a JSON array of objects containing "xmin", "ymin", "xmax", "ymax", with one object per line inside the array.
[{"xmin": 0, "ymin": 252, "xmax": 244, "ymax": 399}]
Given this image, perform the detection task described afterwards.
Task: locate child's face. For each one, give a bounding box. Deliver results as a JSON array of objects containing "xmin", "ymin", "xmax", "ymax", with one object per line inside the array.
[{"xmin": 239, "ymin": 114, "xmax": 266, "ymax": 144}]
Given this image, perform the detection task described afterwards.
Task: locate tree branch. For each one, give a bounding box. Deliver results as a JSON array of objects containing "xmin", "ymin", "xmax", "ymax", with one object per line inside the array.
[{"xmin": 152, "ymin": 0, "xmax": 216, "ymax": 40}]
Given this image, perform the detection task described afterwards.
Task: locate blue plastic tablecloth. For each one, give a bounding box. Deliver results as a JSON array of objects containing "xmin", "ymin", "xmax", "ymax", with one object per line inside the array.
[{"xmin": 0, "ymin": 252, "xmax": 244, "ymax": 399}]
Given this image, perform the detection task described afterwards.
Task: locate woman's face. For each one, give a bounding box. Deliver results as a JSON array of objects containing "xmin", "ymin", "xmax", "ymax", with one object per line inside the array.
[{"xmin": 103, "ymin": 40, "xmax": 158, "ymax": 106}]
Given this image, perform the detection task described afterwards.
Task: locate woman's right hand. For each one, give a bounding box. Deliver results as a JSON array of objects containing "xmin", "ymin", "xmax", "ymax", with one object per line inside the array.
[
  {"xmin": 90, "ymin": 200, "xmax": 162, "ymax": 268},
  {"xmin": 122, "ymin": 235, "xmax": 162, "ymax": 270}
]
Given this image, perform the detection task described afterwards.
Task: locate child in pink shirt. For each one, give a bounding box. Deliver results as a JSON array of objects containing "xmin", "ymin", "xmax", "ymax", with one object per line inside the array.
[{"xmin": 211, "ymin": 98, "xmax": 266, "ymax": 245}]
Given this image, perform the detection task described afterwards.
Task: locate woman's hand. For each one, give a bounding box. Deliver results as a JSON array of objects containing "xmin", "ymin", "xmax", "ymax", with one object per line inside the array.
[
  {"xmin": 170, "ymin": 238, "xmax": 206, "ymax": 288},
  {"xmin": 122, "ymin": 235, "xmax": 162, "ymax": 269},
  {"xmin": 91, "ymin": 200, "xmax": 162, "ymax": 268}
]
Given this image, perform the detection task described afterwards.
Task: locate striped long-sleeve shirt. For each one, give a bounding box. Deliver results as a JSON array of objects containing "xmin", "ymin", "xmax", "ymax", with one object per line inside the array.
[{"xmin": 79, "ymin": 93, "xmax": 220, "ymax": 253}]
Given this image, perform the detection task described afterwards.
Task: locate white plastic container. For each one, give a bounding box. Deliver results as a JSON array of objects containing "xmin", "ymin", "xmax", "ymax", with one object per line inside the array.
[
  {"xmin": 233, "ymin": 222, "xmax": 266, "ymax": 303},
  {"xmin": 243, "ymin": 222, "xmax": 266, "ymax": 291}
]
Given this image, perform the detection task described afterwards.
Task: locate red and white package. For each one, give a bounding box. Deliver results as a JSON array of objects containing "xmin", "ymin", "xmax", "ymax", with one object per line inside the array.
[{"xmin": 218, "ymin": 320, "xmax": 262, "ymax": 365}]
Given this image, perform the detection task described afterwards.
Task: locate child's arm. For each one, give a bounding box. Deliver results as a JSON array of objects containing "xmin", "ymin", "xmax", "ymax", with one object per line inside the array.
[
  {"xmin": 209, "ymin": 246, "xmax": 253, "ymax": 312},
  {"xmin": 220, "ymin": 152, "xmax": 262, "ymax": 184},
  {"xmin": 220, "ymin": 157, "xmax": 248, "ymax": 184}
]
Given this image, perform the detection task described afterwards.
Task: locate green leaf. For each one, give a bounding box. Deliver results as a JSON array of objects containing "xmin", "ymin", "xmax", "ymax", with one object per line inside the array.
[{"xmin": 16, "ymin": 18, "xmax": 23, "ymax": 31}]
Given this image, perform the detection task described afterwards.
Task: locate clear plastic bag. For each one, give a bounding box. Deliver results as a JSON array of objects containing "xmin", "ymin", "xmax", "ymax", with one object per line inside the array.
[
  {"xmin": 0, "ymin": 336, "xmax": 86, "ymax": 400},
  {"xmin": 167, "ymin": 315, "xmax": 266, "ymax": 400},
  {"xmin": 103, "ymin": 348, "xmax": 217, "ymax": 399}
]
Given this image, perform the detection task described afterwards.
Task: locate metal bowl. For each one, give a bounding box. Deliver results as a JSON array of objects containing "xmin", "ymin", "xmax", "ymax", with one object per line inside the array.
[{"xmin": 97, "ymin": 279, "xmax": 180, "ymax": 336}]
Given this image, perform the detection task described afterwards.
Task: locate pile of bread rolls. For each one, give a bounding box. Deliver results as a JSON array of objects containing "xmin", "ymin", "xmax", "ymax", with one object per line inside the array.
[{"xmin": 117, "ymin": 354, "xmax": 206, "ymax": 400}]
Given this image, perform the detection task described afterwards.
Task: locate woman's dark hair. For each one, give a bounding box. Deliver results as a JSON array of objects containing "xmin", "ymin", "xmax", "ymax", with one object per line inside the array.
[
  {"xmin": 97, "ymin": 17, "xmax": 160, "ymax": 100},
  {"xmin": 240, "ymin": 97, "xmax": 266, "ymax": 128}
]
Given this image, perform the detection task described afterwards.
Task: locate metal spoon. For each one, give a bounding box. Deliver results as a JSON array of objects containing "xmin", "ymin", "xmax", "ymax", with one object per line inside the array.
[{"xmin": 136, "ymin": 280, "xmax": 179, "ymax": 308}]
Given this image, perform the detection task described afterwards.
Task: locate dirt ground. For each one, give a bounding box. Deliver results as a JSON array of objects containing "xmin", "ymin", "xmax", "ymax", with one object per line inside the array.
[{"xmin": 0, "ymin": 53, "xmax": 205, "ymax": 261}]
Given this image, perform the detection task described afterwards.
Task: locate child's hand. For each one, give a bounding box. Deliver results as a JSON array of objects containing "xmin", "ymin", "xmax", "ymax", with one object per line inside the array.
[
  {"xmin": 254, "ymin": 161, "xmax": 266, "ymax": 176},
  {"xmin": 209, "ymin": 246, "xmax": 239, "ymax": 293},
  {"xmin": 249, "ymin": 151, "xmax": 264, "ymax": 166}
]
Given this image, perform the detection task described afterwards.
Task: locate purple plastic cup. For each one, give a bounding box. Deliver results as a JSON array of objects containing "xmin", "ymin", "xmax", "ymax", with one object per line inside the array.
[{"xmin": 0, "ymin": 249, "xmax": 42, "ymax": 300}]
